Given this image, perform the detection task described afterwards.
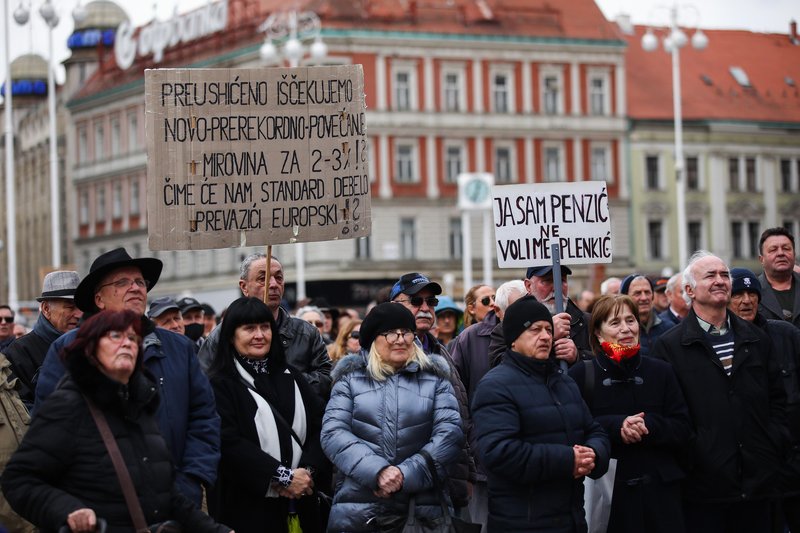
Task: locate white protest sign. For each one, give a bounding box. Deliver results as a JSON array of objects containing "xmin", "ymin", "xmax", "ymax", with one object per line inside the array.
[
  {"xmin": 145, "ymin": 66, "xmax": 370, "ymax": 250},
  {"xmin": 493, "ymin": 181, "xmax": 612, "ymax": 268}
]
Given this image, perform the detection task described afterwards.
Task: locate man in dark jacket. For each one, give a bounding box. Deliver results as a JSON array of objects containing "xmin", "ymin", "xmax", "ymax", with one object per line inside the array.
[
  {"xmin": 33, "ymin": 248, "xmax": 220, "ymax": 506},
  {"xmin": 652, "ymin": 251, "xmax": 789, "ymax": 533},
  {"xmin": 197, "ymin": 253, "xmax": 332, "ymax": 399},
  {"xmin": 757, "ymin": 226, "xmax": 800, "ymax": 328},
  {"xmin": 3, "ymin": 271, "xmax": 83, "ymax": 409},
  {"xmin": 727, "ymin": 267, "xmax": 800, "ymax": 532},
  {"xmin": 391, "ymin": 272, "xmax": 477, "ymax": 514},
  {"xmin": 472, "ymin": 295, "xmax": 609, "ymax": 532}
]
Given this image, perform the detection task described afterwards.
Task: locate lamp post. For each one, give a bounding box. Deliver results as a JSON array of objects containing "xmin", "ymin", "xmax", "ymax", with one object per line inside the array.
[
  {"xmin": 3, "ymin": 0, "xmax": 19, "ymax": 309},
  {"xmin": 259, "ymin": 10, "xmax": 327, "ymax": 303},
  {"xmin": 641, "ymin": 5, "xmax": 708, "ymax": 270}
]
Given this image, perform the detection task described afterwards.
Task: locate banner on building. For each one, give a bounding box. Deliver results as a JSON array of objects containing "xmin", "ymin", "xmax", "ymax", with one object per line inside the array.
[
  {"xmin": 492, "ymin": 181, "xmax": 612, "ymax": 268},
  {"xmin": 145, "ymin": 66, "xmax": 370, "ymax": 250}
]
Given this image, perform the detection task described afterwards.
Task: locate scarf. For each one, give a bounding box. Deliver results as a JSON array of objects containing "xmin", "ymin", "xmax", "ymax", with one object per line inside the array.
[{"xmin": 600, "ymin": 341, "xmax": 640, "ymax": 364}]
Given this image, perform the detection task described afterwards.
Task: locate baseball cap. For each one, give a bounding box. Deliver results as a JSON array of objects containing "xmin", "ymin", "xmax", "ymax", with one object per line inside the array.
[
  {"xmin": 389, "ymin": 273, "xmax": 442, "ymax": 301},
  {"xmin": 525, "ymin": 265, "xmax": 573, "ymax": 279},
  {"xmin": 176, "ymin": 296, "xmax": 203, "ymax": 314},
  {"xmin": 148, "ymin": 296, "xmax": 180, "ymax": 319}
]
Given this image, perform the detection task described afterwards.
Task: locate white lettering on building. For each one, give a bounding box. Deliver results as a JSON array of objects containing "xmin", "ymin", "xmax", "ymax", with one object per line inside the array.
[{"xmin": 114, "ymin": 0, "xmax": 229, "ymax": 71}]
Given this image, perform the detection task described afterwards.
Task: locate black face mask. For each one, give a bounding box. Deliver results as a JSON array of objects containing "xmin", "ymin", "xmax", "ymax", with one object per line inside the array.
[{"xmin": 184, "ymin": 323, "xmax": 204, "ymax": 342}]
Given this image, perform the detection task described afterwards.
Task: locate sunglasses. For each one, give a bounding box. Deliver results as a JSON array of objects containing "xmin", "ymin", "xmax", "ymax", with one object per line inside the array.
[
  {"xmin": 480, "ymin": 295, "xmax": 496, "ymax": 306},
  {"xmin": 349, "ymin": 331, "xmax": 360, "ymax": 339},
  {"xmin": 0, "ymin": 316, "xmax": 14, "ymax": 324},
  {"xmin": 308, "ymin": 320, "xmax": 324, "ymax": 328},
  {"xmin": 397, "ymin": 296, "xmax": 439, "ymax": 308}
]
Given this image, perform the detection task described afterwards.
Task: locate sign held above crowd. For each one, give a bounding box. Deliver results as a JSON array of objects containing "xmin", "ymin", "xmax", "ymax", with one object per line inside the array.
[
  {"xmin": 492, "ymin": 181, "xmax": 612, "ymax": 268},
  {"xmin": 145, "ymin": 65, "xmax": 370, "ymax": 251}
]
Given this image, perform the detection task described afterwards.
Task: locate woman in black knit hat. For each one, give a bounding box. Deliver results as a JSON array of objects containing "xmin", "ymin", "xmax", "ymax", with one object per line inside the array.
[{"xmin": 472, "ymin": 295, "xmax": 610, "ymax": 533}]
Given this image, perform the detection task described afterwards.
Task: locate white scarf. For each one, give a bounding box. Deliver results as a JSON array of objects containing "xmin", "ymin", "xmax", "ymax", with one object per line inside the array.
[{"xmin": 234, "ymin": 359, "xmax": 307, "ymax": 498}]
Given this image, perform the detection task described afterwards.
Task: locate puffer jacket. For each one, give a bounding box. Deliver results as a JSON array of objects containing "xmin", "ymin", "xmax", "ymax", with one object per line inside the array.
[
  {"xmin": 33, "ymin": 318, "xmax": 220, "ymax": 505},
  {"xmin": 321, "ymin": 353, "xmax": 463, "ymax": 532},
  {"xmin": 472, "ymin": 350, "xmax": 610, "ymax": 533},
  {"xmin": 1, "ymin": 352, "xmax": 229, "ymax": 533},
  {"xmin": 199, "ymin": 307, "xmax": 332, "ymax": 399}
]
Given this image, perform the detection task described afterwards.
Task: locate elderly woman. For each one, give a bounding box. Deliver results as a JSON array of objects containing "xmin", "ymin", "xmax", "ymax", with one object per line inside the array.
[
  {"xmin": 1, "ymin": 310, "xmax": 230, "ymax": 533},
  {"xmin": 569, "ymin": 295, "xmax": 692, "ymax": 533},
  {"xmin": 327, "ymin": 319, "xmax": 362, "ymax": 365},
  {"xmin": 321, "ymin": 302, "xmax": 463, "ymax": 531},
  {"xmin": 472, "ymin": 295, "xmax": 610, "ymax": 533},
  {"xmin": 207, "ymin": 297, "xmax": 329, "ymax": 533}
]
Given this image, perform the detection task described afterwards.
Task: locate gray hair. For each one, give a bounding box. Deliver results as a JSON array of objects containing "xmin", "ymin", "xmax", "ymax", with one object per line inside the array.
[
  {"xmin": 665, "ymin": 273, "xmax": 682, "ymax": 294},
  {"xmin": 682, "ymin": 250, "xmax": 727, "ymax": 305},
  {"xmin": 600, "ymin": 277, "xmax": 621, "ymax": 295},
  {"xmin": 495, "ymin": 280, "xmax": 526, "ymax": 314},
  {"xmin": 239, "ymin": 253, "xmax": 281, "ymax": 281},
  {"xmin": 295, "ymin": 305, "xmax": 323, "ymax": 319}
]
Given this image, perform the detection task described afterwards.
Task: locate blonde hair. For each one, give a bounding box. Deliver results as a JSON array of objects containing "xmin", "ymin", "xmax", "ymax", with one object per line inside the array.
[
  {"xmin": 366, "ymin": 340, "xmax": 432, "ymax": 381},
  {"xmin": 464, "ymin": 284, "xmax": 490, "ymax": 327},
  {"xmin": 328, "ymin": 319, "xmax": 362, "ymax": 364}
]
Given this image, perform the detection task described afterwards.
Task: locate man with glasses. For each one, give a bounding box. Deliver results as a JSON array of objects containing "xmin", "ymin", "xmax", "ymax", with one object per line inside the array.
[
  {"xmin": 390, "ymin": 272, "xmax": 476, "ymax": 520},
  {"xmin": 0, "ymin": 306, "xmax": 16, "ymax": 352},
  {"xmin": 33, "ymin": 248, "xmax": 220, "ymax": 507}
]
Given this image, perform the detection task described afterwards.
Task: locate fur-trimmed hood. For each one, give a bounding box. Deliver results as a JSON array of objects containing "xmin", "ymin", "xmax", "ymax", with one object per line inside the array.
[{"xmin": 331, "ymin": 351, "xmax": 451, "ymax": 383}]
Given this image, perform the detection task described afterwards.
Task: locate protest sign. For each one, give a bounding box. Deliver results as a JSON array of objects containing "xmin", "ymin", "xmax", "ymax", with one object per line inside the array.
[
  {"xmin": 145, "ymin": 66, "xmax": 370, "ymax": 250},
  {"xmin": 493, "ymin": 181, "xmax": 612, "ymax": 268}
]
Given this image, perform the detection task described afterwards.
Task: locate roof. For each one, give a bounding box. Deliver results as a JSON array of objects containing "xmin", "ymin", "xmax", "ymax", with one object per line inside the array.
[
  {"xmin": 74, "ymin": 0, "xmax": 128, "ymax": 30},
  {"xmin": 69, "ymin": 0, "xmax": 623, "ymax": 104},
  {"xmin": 9, "ymin": 54, "xmax": 48, "ymax": 80},
  {"xmin": 625, "ymin": 25, "xmax": 800, "ymax": 124}
]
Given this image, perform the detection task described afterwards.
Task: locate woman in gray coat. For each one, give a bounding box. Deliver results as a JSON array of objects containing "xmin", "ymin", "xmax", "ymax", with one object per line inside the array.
[{"xmin": 321, "ymin": 303, "xmax": 463, "ymax": 532}]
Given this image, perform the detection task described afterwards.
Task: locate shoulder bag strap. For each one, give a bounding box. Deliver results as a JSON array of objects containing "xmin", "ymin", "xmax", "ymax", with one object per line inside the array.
[
  {"xmin": 583, "ymin": 359, "xmax": 595, "ymax": 408},
  {"xmin": 83, "ymin": 395, "xmax": 149, "ymax": 533},
  {"xmin": 418, "ymin": 449, "xmax": 453, "ymax": 525}
]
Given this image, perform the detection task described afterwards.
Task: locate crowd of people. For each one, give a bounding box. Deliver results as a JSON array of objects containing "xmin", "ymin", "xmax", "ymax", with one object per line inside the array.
[{"xmin": 0, "ymin": 224, "xmax": 797, "ymax": 533}]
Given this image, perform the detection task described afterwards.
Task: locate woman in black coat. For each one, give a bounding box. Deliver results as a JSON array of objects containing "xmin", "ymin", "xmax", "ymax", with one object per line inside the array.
[
  {"xmin": 0, "ymin": 310, "xmax": 230, "ymax": 533},
  {"xmin": 569, "ymin": 295, "xmax": 693, "ymax": 533},
  {"xmin": 207, "ymin": 297, "xmax": 330, "ymax": 533}
]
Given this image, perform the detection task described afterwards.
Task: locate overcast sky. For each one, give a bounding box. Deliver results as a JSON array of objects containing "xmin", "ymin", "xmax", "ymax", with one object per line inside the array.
[{"xmin": 1, "ymin": 0, "xmax": 797, "ymax": 98}]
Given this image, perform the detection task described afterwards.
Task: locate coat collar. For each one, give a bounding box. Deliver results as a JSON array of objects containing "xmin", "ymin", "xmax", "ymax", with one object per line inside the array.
[{"xmin": 757, "ymin": 271, "xmax": 800, "ymax": 322}]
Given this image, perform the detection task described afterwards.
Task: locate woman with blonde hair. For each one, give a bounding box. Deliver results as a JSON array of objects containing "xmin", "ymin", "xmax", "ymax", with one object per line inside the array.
[
  {"xmin": 327, "ymin": 319, "xmax": 363, "ymax": 364},
  {"xmin": 463, "ymin": 285, "xmax": 496, "ymax": 328}
]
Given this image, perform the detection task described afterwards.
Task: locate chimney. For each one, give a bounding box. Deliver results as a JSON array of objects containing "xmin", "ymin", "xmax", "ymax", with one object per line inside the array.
[{"xmin": 791, "ymin": 19, "xmax": 799, "ymax": 45}]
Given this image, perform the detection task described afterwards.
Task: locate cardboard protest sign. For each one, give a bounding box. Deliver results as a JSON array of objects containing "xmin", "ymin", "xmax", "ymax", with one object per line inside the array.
[
  {"xmin": 493, "ymin": 181, "xmax": 612, "ymax": 268},
  {"xmin": 145, "ymin": 66, "xmax": 370, "ymax": 250}
]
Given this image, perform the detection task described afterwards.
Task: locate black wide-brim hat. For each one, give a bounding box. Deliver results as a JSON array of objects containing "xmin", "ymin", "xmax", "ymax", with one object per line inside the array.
[{"xmin": 75, "ymin": 247, "xmax": 163, "ymax": 312}]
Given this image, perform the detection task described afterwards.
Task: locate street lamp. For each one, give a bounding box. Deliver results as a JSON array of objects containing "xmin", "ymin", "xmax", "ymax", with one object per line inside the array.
[
  {"xmin": 642, "ymin": 5, "xmax": 708, "ymax": 270},
  {"xmin": 258, "ymin": 10, "xmax": 327, "ymax": 302}
]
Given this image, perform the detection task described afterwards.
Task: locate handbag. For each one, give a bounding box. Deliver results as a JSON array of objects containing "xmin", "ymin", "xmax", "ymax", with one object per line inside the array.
[
  {"xmin": 402, "ymin": 450, "xmax": 481, "ymax": 533},
  {"xmin": 583, "ymin": 458, "xmax": 617, "ymax": 533},
  {"xmin": 84, "ymin": 396, "xmax": 183, "ymax": 533}
]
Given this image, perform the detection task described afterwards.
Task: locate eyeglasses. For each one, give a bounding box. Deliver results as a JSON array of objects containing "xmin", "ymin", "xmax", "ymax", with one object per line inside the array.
[
  {"xmin": 349, "ymin": 331, "xmax": 360, "ymax": 339},
  {"xmin": 480, "ymin": 295, "xmax": 496, "ymax": 306},
  {"xmin": 396, "ymin": 296, "xmax": 439, "ymax": 308},
  {"xmin": 98, "ymin": 278, "xmax": 150, "ymax": 292},
  {"xmin": 105, "ymin": 330, "xmax": 140, "ymax": 344},
  {"xmin": 0, "ymin": 316, "xmax": 14, "ymax": 324},
  {"xmin": 379, "ymin": 330, "xmax": 415, "ymax": 344}
]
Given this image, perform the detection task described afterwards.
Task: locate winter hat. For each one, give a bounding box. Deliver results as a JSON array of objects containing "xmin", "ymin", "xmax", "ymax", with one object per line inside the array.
[
  {"xmin": 359, "ymin": 302, "xmax": 416, "ymax": 350},
  {"xmin": 502, "ymin": 295, "xmax": 553, "ymax": 348},
  {"xmin": 620, "ymin": 273, "xmax": 653, "ymax": 295},
  {"xmin": 730, "ymin": 268, "xmax": 762, "ymax": 299}
]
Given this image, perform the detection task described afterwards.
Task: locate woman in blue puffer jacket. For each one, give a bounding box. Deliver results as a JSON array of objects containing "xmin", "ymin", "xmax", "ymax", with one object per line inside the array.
[{"xmin": 321, "ymin": 303, "xmax": 463, "ymax": 532}]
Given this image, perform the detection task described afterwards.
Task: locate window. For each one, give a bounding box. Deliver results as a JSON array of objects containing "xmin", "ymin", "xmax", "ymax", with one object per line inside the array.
[
  {"xmin": 97, "ymin": 187, "xmax": 106, "ymax": 220},
  {"xmin": 590, "ymin": 146, "xmax": 609, "ymax": 182},
  {"xmin": 544, "ymin": 146, "xmax": 563, "ymax": 182},
  {"xmin": 492, "ymin": 73, "xmax": 509, "ymax": 113},
  {"xmin": 111, "ymin": 118, "xmax": 120, "ymax": 156},
  {"xmin": 494, "ymin": 145, "xmax": 513, "ymax": 184},
  {"xmin": 95, "ymin": 123, "xmax": 105, "ymax": 160},
  {"xmin": 444, "ymin": 144, "xmax": 463, "ymax": 184},
  {"xmin": 747, "ymin": 221, "xmax": 760, "ymax": 258},
  {"xmin": 394, "ymin": 70, "xmax": 413, "ymax": 111},
  {"xmin": 443, "ymin": 72, "xmax": 461, "ymax": 112},
  {"xmin": 395, "ymin": 143, "xmax": 417, "ymax": 183},
  {"xmin": 688, "ymin": 221, "xmax": 702, "ymax": 255},
  {"xmin": 128, "ymin": 113, "xmax": 138, "ymax": 151},
  {"xmin": 728, "ymin": 158, "xmax": 740, "ymax": 191},
  {"xmin": 781, "ymin": 159, "xmax": 792, "ymax": 192},
  {"xmin": 647, "ymin": 220, "xmax": 663, "ymax": 260},
  {"xmin": 543, "ymin": 75, "xmax": 560, "ymax": 115},
  {"xmin": 745, "ymin": 157, "xmax": 757, "ymax": 192},
  {"xmin": 646, "ymin": 155, "xmax": 659, "ymax": 190},
  {"xmin": 588, "ymin": 74, "xmax": 608, "ymax": 115},
  {"xmin": 355, "ymin": 236, "xmax": 371, "ymax": 259},
  {"xmin": 112, "ymin": 183, "xmax": 122, "ymax": 219},
  {"xmin": 449, "ymin": 218, "xmax": 462, "ymax": 259},
  {"xmin": 686, "ymin": 156, "xmax": 699, "ymax": 190},
  {"xmin": 78, "ymin": 128, "xmax": 88, "ymax": 163},
  {"xmin": 731, "ymin": 221, "xmax": 743, "ymax": 258},
  {"xmin": 130, "ymin": 180, "xmax": 140, "ymax": 215},
  {"xmin": 79, "ymin": 190, "xmax": 89, "ymax": 224},
  {"xmin": 400, "ymin": 218, "xmax": 416, "ymax": 259}
]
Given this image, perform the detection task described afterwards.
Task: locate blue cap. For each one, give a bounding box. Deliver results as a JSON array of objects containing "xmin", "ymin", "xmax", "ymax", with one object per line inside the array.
[
  {"xmin": 730, "ymin": 268, "xmax": 762, "ymax": 298},
  {"xmin": 620, "ymin": 274, "xmax": 654, "ymax": 295},
  {"xmin": 390, "ymin": 272, "xmax": 442, "ymax": 301},
  {"xmin": 434, "ymin": 296, "xmax": 463, "ymax": 317}
]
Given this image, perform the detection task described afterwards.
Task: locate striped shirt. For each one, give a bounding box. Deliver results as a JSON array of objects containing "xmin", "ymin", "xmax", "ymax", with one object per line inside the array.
[{"xmin": 696, "ymin": 316, "xmax": 735, "ymax": 375}]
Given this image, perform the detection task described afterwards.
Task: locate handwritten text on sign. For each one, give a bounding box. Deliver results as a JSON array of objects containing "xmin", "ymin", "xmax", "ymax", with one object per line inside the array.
[
  {"xmin": 145, "ymin": 66, "xmax": 370, "ymax": 250},
  {"xmin": 493, "ymin": 181, "xmax": 612, "ymax": 268}
]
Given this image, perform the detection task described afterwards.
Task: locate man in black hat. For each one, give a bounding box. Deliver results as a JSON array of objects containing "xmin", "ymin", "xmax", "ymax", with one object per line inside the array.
[
  {"xmin": 3, "ymin": 271, "xmax": 83, "ymax": 408},
  {"xmin": 33, "ymin": 248, "xmax": 220, "ymax": 506},
  {"xmin": 176, "ymin": 296, "xmax": 205, "ymax": 347}
]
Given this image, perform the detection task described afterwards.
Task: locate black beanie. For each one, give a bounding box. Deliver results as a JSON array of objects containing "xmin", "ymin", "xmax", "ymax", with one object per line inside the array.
[
  {"xmin": 502, "ymin": 295, "xmax": 554, "ymax": 348},
  {"xmin": 359, "ymin": 302, "xmax": 417, "ymax": 350}
]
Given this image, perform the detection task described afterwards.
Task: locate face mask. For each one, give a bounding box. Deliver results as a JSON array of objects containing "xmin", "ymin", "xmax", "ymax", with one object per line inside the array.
[{"xmin": 184, "ymin": 323, "xmax": 204, "ymax": 342}]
